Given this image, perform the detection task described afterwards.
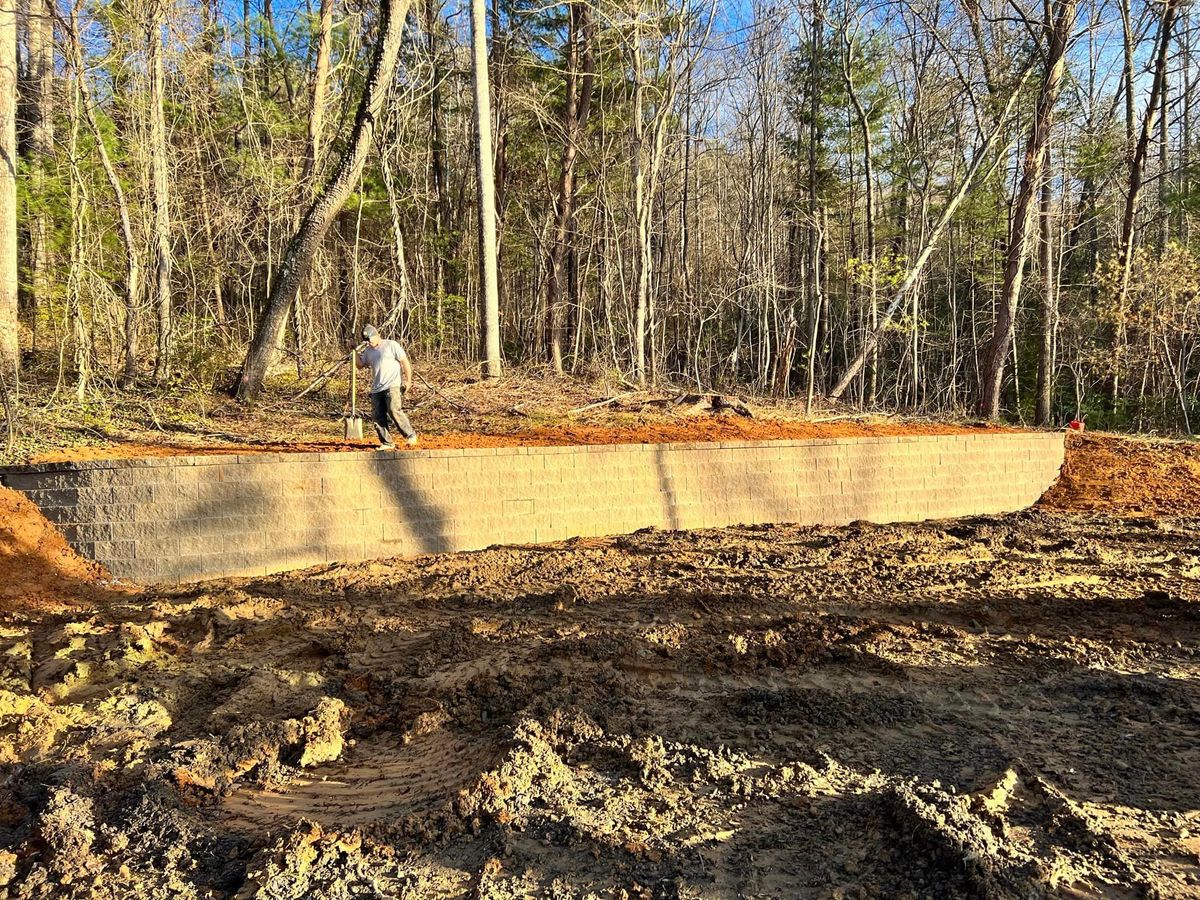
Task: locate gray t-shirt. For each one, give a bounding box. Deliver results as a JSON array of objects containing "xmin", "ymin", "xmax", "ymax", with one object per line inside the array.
[{"xmin": 360, "ymin": 340, "xmax": 408, "ymax": 393}]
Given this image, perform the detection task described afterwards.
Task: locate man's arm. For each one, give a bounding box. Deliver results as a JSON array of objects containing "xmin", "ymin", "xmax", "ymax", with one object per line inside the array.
[{"xmin": 400, "ymin": 353, "xmax": 413, "ymax": 391}]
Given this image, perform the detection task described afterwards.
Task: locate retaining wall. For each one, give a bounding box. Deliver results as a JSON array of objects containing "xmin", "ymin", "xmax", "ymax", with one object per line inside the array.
[{"xmin": 0, "ymin": 432, "xmax": 1065, "ymax": 584}]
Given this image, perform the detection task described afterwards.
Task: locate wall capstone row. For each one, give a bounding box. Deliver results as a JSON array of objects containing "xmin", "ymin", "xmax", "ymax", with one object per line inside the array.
[{"xmin": 0, "ymin": 433, "xmax": 1066, "ymax": 584}]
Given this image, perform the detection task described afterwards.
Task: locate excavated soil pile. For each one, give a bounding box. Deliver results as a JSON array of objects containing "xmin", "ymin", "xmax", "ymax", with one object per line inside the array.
[
  {"xmin": 1041, "ymin": 432, "xmax": 1200, "ymax": 516},
  {"xmin": 0, "ymin": 487, "xmax": 117, "ymax": 613},
  {"xmin": 0, "ymin": 505, "xmax": 1196, "ymax": 897}
]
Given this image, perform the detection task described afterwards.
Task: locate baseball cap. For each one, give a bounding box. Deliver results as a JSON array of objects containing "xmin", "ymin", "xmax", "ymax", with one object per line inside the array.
[{"xmin": 362, "ymin": 324, "xmax": 379, "ymax": 340}]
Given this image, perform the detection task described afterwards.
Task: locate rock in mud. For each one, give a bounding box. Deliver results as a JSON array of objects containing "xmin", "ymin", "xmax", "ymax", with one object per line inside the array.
[
  {"xmin": 169, "ymin": 697, "xmax": 350, "ymax": 795},
  {"xmin": 36, "ymin": 787, "xmax": 101, "ymax": 884},
  {"xmin": 292, "ymin": 697, "xmax": 348, "ymax": 768}
]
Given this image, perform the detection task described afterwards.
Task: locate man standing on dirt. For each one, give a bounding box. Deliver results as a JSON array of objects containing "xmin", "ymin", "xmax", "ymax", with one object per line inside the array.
[{"xmin": 356, "ymin": 325, "xmax": 418, "ymax": 450}]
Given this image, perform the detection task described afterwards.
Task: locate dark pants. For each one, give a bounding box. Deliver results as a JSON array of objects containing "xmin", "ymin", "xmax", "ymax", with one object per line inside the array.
[{"xmin": 371, "ymin": 386, "xmax": 416, "ymax": 444}]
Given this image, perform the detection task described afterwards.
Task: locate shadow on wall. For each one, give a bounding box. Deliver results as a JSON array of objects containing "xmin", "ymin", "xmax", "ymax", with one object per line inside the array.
[
  {"xmin": 653, "ymin": 446, "xmax": 682, "ymax": 532},
  {"xmin": 169, "ymin": 456, "xmax": 455, "ymax": 579},
  {"xmin": 651, "ymin": 441, "xmax": 888, "ymax": 533},
  {"xmin": 367, "ymin": 456, "xmax": 452, "ymax": 555},
  {"xmin": 172, "ymin": 478, "xmax": 305, "ymax": 582}
]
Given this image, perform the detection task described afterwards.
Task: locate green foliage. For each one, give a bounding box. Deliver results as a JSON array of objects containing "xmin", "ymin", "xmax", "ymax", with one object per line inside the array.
[{"xmin": 845, "ymin": 252, "xmax": 907, "ymax": 291}]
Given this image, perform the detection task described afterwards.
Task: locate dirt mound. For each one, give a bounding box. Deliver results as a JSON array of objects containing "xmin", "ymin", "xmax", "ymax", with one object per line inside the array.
[
  {"xmin": 1042, "ymin": 432, "xmax": 1200, "ymax": 516},
  {"xmin": 0, "ymin": 486, "xmax": 118, "ymax": 612}
]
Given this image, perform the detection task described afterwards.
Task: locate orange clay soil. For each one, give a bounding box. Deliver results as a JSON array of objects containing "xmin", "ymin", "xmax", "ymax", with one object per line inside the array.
[
  {"xmin": 0, "ymin": 486, "xmax": 136, "ymax": 612},
  {"xmin": 27, "ymin": 417, "xmax": 1016, "ymax": 464},
  {"xmin": 1039, "ymin": 431, "xmax": 1200, "ymax": 517}
]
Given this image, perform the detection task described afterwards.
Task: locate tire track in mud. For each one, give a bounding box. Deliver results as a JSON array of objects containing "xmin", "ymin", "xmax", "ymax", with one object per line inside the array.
[{"xmin": 0, "ymin": 510, "xmax": 1198, "ymax": 897}]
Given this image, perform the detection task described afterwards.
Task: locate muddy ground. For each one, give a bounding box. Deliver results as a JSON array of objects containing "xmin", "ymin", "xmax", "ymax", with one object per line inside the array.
[{"xmin": 0, "ymin": 499, "xmax": 1197, "ymax": 898}]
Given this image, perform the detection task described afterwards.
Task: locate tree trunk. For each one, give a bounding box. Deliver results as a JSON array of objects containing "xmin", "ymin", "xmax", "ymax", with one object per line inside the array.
[
  {"xmin": 24, "ymin": 0, "xmax": 53, "ymax": 348},
  {"xmin": 0, "ymin": 0, "xmax": 15, "ymax": 374},
  {"xmin": 978, "ymin": 0, "xmax": 1075, "ymax": 419},
  {"xmin": 1120, "ymin": 0, "xmax": 1135, "ymax": 154},
  {"xmin": 488, "ymin": 0, "xmax": 508, "ymax": 222},
  {"xmin": 841, "ymin": 28, "xmax": 877, "ymax": 408},
  {"xmin": 149, "ymin": 0, "xmax": 174, "ymax": 383},
  {"xmin": 1034, "ymin": 174, "xmax": 1057, "ymax": 425},
  {"xmin": 1183, "ymin": 8, "xmax": 1192, "ymax": 244},
  {"xmin": 1158, "ymin": 39, "xmax": 1170, "ymax": 252},
  {"xmin": 61, "ymin": 5, "xmax": 142, "ymax": 384},
  {"xmin": 67, "ymin": 78, "xmax": 89, "ymax": 398},
  {"xmin": 303, "ymin": 0, "xmax": 334, "ymax": 185},
  {"xmin": 234, "ymin": 0, "xmax": 413, "ymax": 400},
  {"xmin": 471, "ymin": 0, "xmax": 501, "ymax": 379},
  {"xmin": 1111, "ymin": 0, "xmax": 1180, "ymax": 408},
  {"xmin": 547, "ymin": 0, "xmax": 594, "ymax": 374},
  {"xmin": 243, "ymin": 0, "xmax": 252, "ymax": 66},
  {"xmin": 805, "ymin": 0, "xmax": 823, "ymax": 413},
  {"xmin": 632, "ymin": 25, "xmax": 649, "ymax": 385},
  {"xmin": 426, "ymin": 0, "xmax": 451, "ymax": 304}
]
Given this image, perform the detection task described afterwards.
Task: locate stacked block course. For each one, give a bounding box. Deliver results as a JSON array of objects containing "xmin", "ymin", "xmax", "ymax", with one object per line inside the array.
[{"xmin": 0, "ymin": 432, "xmax": 1066, "ymax": 584}]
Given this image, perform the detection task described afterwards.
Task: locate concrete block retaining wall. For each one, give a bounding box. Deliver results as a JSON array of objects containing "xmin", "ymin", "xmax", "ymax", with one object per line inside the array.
[{"xmin": 0, "ymin": 432, "xmax": 1065, "ymax": 585}]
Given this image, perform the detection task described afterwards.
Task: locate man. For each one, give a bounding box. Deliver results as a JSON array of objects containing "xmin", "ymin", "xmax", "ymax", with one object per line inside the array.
[{"xmin": 356, "ymin": 324, "xmax": 418, "ymax": 449}]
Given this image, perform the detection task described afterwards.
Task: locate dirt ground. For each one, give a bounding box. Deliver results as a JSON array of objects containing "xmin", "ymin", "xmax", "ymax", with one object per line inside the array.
[
  {"xmin": 3, "ymin": 364, "xmax": 1013, "ymax": 466},
  {"xmin": 0, "ymin": 428, "xmax": 1198, "ymax": 898},
  {"xmin": 1041, "ymin": 432, "xmax": 1200, "ymax": 518},
  {"xmin": 23, "ymin": 415, "xmax": 1013, "ymax": 465}
]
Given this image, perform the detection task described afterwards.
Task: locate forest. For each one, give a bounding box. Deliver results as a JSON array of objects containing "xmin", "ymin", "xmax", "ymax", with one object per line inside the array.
[{"xmin": 0, "ymin": 0, "xmax": 1197, "ymax": 432}]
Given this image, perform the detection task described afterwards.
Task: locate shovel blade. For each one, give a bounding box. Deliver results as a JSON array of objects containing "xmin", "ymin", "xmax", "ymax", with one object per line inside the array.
[{"xmin": 343, "ymin": 416, "xmax": 365, "ymax": 440}]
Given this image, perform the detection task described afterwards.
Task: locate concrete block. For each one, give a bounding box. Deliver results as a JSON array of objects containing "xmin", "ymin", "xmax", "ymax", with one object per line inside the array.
[
  {"xmin": 93, "ymin": 539, "xmax": 139, "ymax": 559},
  {"xmin": 71, "ymin": 503, "xmax": 139, "ymax": 524}
]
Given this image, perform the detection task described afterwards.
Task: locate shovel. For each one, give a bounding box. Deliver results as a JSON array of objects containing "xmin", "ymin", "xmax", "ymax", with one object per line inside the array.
[{"xmin": 343, "ymin": 349, "xmax": 366, "ymax": 440}]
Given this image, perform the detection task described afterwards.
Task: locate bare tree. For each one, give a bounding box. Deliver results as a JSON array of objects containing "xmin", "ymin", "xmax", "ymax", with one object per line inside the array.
[
  {"xmin": 234, "ymin": 0, "xmax": 414, "ymax": 400},
  {"xmin": 1034, "ymin": 172, "xmax": 1058, "ymax": 425},
  {"xmin": 471, "ymin": 0, "xmax": 502, "ymax": 379},
  {"xmin": 303, "ymin": 0, "xmax": 334, "ymax": 185},
  {"xmin": 0, "ymin": 0, "xmax": 14, "ymax": 373},
  {"xmin": 628, "ymin": 0, "xmax": 713, "ymax": 385},
  {"xmin": 979, "ymin": 0, "xmax": 1076, "ymax": 418},
  {"xmin": 24, "ymin": 0, "xmax": 53, "ymax": 344},
  {"xmin": 547, "ymin": 0, "xmax": 595, "ymax": 375},
  {"xmin": 149, "ymin": 0, "xmax": 174, "ymax": 382},
  {"xmin": 1110, "ymin": 0, "xmax": 1180, "ymax": 405},
  {"xmin": 60, "ymin": 3, "xmax": 143, "ymax": 385},
  {"xmin": 841, "ymin": 14, "xmax": 878, "ymax": 406}
]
